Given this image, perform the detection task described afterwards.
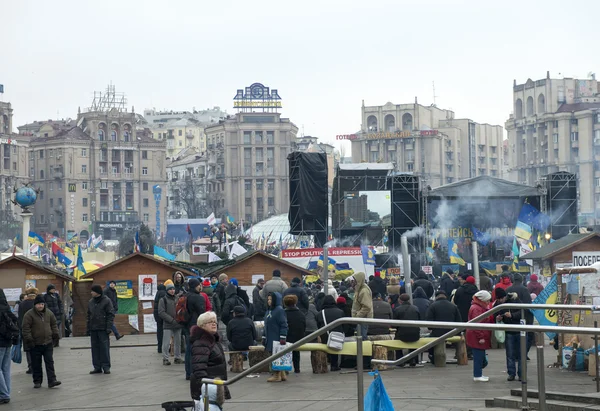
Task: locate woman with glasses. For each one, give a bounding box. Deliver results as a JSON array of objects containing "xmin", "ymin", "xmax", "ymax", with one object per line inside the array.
[{"xmin": 190, "ymin": 311, "xmax": 230, "ymax": 406}]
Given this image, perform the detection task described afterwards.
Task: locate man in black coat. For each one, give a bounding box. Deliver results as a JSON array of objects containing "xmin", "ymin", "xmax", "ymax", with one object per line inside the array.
[
  {"xmin": 184, "ymin": 278, "xmax": 207, "ymax": 380},
  {"xmin": 104, "ymin": 281, "xmax": 123, "ymax": 341},
  {"xmin": 252, "ymin": 279, "xmax": 266, "ymax": 321},
  {"xmin": 453, "ymin": 276, "xmax": 479, "ymax": 327},
  {"xmin": 283, "ymin": 294, "xmax": 306, "ymax": 373},
  {"xmin": 393, "ymin": 294, "xmax": 421, "ymax": 366},
  {"xmin": 153, "ymin": 284, "xmax": 167, "ymax": 353},
  {"xmin": 425, "ymin": 290, "xmax": 462, "ymax": 363},
  {"xmin": 317, "ymin": 295, "xmax": 345, "ymax": 371},
  {"xmin": 413, "ymin": 271, "xmax": 435, "ymax": 299},
  {"xmin": 283, "ymin": 277, "xmax": 310, "ymax": 314},
  {"xmin": 226, "ymin": 306, "xmax": 256, "ymax": 351},
  {"xmin": 439, "ymin": 269, "xmax": 458, "ymax": 296},
  {"xmin": 506, "ymin": 273, "xmax": 534, "ymax": 354},
  {"xmin": 368, "ymin": 273, "xmax": 386, "ymax": 298},
  {"xmin": 43, "ymin": 284, "xmax": 63, "ymax": 344},
  {"xmin": 87, "ymin": 285, "xmax": 115, "ymax": 374}
]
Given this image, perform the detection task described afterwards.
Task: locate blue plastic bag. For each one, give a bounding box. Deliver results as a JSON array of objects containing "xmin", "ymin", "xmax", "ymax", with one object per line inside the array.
[
  {"xmin": 11, "ymin": 339, "xmax": 21, "ymax": 364},
  {"xmin": 364, "ymin": 370, "xmax": 394, "ymax": 411},
  {"xmin": 271, "ymin": 342, "xmax": 292, "ymax": 372}
]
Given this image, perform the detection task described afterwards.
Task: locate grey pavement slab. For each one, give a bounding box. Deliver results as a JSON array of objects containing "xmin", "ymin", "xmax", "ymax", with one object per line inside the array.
[{"xmin": 2, "ymin": 335, "xmax": 598, "ymax": 410}]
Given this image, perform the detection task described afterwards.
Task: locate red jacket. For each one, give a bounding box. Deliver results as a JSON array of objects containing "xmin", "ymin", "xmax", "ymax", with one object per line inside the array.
[
  {"xmin": 527, "ymin": 281, "xmax": 543, "ymax": 297},
  {"xmin": 465, "ymin": 300, "xmax": 493, "ymax": 350},
  {"xmin": 201, "ymin": 292, "xmax": 212, "ymax": 312},
  {"xmin": 492, "ymin": 277, "xmax": 512, "ymax": 301}
]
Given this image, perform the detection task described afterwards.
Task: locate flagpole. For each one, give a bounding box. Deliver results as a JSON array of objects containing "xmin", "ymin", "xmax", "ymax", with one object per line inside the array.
[{"xmin": 472, "ymin": 241, "xmax": 480, "ymax": 289}]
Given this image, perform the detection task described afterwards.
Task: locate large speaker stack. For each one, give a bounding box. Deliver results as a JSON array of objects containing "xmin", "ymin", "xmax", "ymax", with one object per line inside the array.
[
  {"xmin": 545, "ymin": 171, "xmax": 578, "ymax": 239},
  {"xmin": 287, "ymin": 152, "xmax": 328, "ymax": 247},
  {"xmin": 389, "ymin": 174, "xmax": 422, "ymax": 251}
]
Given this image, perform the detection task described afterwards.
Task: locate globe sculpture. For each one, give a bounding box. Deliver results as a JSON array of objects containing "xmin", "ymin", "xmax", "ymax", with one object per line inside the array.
[{"xmin": 14, "ymin": 186, "xmax": 38, "ymax": 212}]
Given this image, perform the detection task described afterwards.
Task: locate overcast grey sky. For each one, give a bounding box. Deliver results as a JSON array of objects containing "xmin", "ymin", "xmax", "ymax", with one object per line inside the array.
[{"xmin": 3, "ymin": 0, "xmax": 599, "ymax": 151}]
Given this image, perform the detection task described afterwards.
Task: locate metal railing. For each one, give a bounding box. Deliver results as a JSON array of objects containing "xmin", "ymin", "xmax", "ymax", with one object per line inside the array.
[{"xmin": 201, "ymin": 304, "xmax": 599, "ymax": 411}]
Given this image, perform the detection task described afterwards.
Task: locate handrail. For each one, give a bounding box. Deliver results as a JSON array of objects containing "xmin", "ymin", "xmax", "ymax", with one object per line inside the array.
[
  {"xmin": 200, "ymin": 303, "xmax": 599, "ymax": 411},
  {"xmin": 372, "ymin": 303, "xmax": 597, "ymax": 366}
]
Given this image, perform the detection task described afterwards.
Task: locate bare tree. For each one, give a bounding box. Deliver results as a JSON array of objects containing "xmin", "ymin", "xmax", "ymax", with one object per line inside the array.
[{"xmin": 172, "ymin": 177, "xmax": 207, "ymax": 219}]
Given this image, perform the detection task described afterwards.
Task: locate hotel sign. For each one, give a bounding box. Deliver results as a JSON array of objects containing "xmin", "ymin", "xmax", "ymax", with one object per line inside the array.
[
  {"xmin": 336, "ymin": 130, "xmax": 439, "ymax": 140},
  {"xmin": 233, "ymin": 83, "xmax": 282, "ymax": 110}
]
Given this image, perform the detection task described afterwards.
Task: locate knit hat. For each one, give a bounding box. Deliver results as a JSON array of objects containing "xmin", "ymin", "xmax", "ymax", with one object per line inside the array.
[
  {"xmin": 34, "ymin": 294, "xmax": 45, "ymax": 305},
  {"xmin": 466, "ymin": 276, "xmax": 476, "ymax": 284},
  {"xmin": 292, "ymin": 277, "xmax": 301, "ymax": 285},
  {"xmin": 474, "ymin": 290, "xmax": 492, "ymax": 302},
  {"xmin": 91, "ymin": 285, "xmax": 103, "ymax": 295},
  {"xmin": 202, "ymin": 279, "xmax": 211, "ymax": 287},
  {"xmin": 165, "ymin": 283, "xmax": 175, "ymax": 291},
  {"xmin": 400, "ymin": 293, "xmax": 411, "ymax": 302},
  {"xmin": 374, "ymin": 271, "xmax": 381, "ymax": 277},
  {"xmin": 514, "ymin": 273, "xmax": 523, "ymax": 283},
  {"xmin": 46, "ymin": 284, "xmax": 56, "ymax": 292},
  {"xmin": 164, "ymin": 279, "xmax": 174, "ymax": 287},
  {"xmin": 530, "ymin": 274, "xmax": 538, "ymax": 282},
  {"xmin": 188, "ymin": 278, "xmax": 200, "ymax": 290},
  {"xmin": 435, "ymin": 290, "xmax": 447, "ymax": 297},
  {"xmin": 218, "ymin": 273, "xmax": 228, "ymax": 281},
  {"xmin": 229, "ymin": 278, "xmax": 238, "ymax": 286},
  {"xmin": 233, "ymin": 305, "xmax": 245, "ymax": 314},
  {"xmin": 446, "ymin": 268, "xmax": 454, "ymax": 275},
  {"xmin": 495, "ymin": 288, "xmax": 507, "ymax": 299},
  {"xmin": 336, "ymin": 296, "xmax": 346, "ymax": 305}
]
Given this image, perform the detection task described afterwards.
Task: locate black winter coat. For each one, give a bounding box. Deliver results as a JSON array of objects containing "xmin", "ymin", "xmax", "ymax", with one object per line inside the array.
[
  {"xmin": 222, "ymin": 285, "xmax": 246, "ymax": 326},
  {"xmin": 226, "ymin": 314, "xmax": 256, "ymax": 351},
  {"xmin": 412, "ymin": 287, "xmax": 431, "ymax": 318},
  {"xmin": 369, "ymin": 300, "xmax": 393, "ymax": 336},
  {"xmin": 413, "ymin": 277, "xmax": 435, "ymax": 299},
  {"xmin": 394, "ymin": 302, "xmax": 420, "ymax": 342},
  {"xmin": 440, "ymin": 274, "xmax": 458, "ymax": 296},
  {"xmin": 87, "ymin": 295, "xmax": 115, "ymax": 332},
  {"xmin": 453, "ymin": 283, "xmax": 479, "ymax": 324},
  {"xmin": 237, "ymin": 288, "xmax": 250, "ymax": 309},
  {"xmin": 190, "ymin": 326, "xmax": 228, "ymax": 400},
  {"xmin": 425, "ymin": 298, "xmax": 462, "ymax": 337},
  {"xmin": 186, "ymin": 290, "xmax": 207, "ymax": 329},
  {"xmin": 317, "ymin": 300, "xmax": 345, "ymax": 336},
  {"xmin": 506, "ymin": 282, "xmax": 533, "ymax": 324},
  {"xmin": 0, "ymin": 290, "xmax": 16, "ymax": 347},
  {"xmin": 104, "ymin": 286, "xmax": 118, "ymax": 312},
  {"xmin": 368, "ymin": 277, "xmax": 386, "ymax": 298},
  {"xmin": 44, "ymin": 292, "xmax": 63, "ymax": 320},
  {"xmin": 283, "ymin": 285, "xmax": 310, "ymax": 314},
  {"xmin": 284, "ymin": 307, "xmax": 306, "ymax": 343},
  {"xmin": 252, "ymin": 286, "xmax": 266, "ymax": 320},
  {"xmin": 18, "ymin": 299, "xmax": 35, "ymax": 330},
  {"xmin": 154, "ymin": 285, "xmax": 167, "ymax": 321}
]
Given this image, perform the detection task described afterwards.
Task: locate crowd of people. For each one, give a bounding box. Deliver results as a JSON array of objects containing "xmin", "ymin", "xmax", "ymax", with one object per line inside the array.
[{"xmin": 0, "ymin": 264, "xmax": 545, "ymax": 406}]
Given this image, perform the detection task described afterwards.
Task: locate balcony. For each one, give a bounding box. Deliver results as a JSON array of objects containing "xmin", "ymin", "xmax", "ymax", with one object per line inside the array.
[
  {"xmin": 53, "ymin": 171, "xmax": 63, "ymax": 179},
  {"xmin": 186, "ymin": 131, "xmax": 194, "ymax": 139}
]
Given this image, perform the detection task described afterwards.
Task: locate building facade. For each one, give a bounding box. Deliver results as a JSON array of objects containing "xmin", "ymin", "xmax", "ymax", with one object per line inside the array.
[
  {"xmin": 166, "ymin": 148, "xmax": 207, "ymax": 219},
  {"xmin": 26, "ymin": 88, "xmax": 167, "ymax": 240},
  {"xmin": 505, "ymin": 73, "xmax": 600, "ymax": 219},
  {"xmin": 347, "ymin": 100, "xmax": 504, "ymax": 187}
]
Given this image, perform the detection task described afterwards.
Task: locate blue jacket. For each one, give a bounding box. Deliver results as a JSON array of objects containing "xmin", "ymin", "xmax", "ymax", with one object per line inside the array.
[{"xmin": 264, "ymin": 292, "xmax": 288, "ymax": 352}]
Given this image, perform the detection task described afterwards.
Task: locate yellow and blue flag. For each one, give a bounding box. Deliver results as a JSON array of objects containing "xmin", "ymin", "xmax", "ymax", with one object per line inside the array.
[
  {"xmin": 448, "ymin": 239, "xmax": 465, "ymax": 266},
  {"xmin": 471, "ymin": 227, "xmax": 490, "ymax": 246},
  {"xmin": 514, "ymin": 221, "xmax": 532, "ymax": 240},
  {"xmin": 226, "ymin": 213, "xmax": 235, "ymax": 224},
  {"xmin": 531, "ymin": 274, "xmax": 558, "ymax": 338},
  {"xmin": 28, "ymin": 231, "xmax": 45, "ymax": 246},
  {"xmin": 153, "ymin": 245, "xmax": 175, "ymax": 261}
]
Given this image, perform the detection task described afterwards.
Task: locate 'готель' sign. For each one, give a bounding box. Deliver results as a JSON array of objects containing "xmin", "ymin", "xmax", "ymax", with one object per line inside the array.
[{"xmin": 336, "ymin": 130, "xmax": 439, "ymax": 140}]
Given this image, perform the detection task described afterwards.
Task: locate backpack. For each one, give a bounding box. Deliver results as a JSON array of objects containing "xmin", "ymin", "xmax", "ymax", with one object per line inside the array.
[
  {"xmin": 0, "ymin": 312, "xmax": 19, "ymax": 343},
  {"xmin": 175, "ymin": 294, "xmax": 190, "ymax": 325}
]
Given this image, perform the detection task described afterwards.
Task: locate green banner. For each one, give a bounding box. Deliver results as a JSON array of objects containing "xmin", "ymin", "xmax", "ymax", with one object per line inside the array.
[{"xmin": 117, "ymin": 297, "xmax": 138, "ymax": 315}]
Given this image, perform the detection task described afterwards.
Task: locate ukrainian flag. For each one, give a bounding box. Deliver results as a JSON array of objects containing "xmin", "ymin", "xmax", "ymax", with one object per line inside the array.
[
  {"xmin": 448, "ymin": 239, "xmax": 466, "ymax": 266},
  {"xmin": 515, "ymin": 221, "xmax": 532, "ymax": 241},
  {"xmin": 153, "ymin": 245, "xmax": 175, "ymax": 261},
  {"xmin": 226, "ymin": 213, "xmax": 235, "ymax": 224},
  {"xmin": 28, "ymin": 231, "xmax": 45, "ymax": 246}
]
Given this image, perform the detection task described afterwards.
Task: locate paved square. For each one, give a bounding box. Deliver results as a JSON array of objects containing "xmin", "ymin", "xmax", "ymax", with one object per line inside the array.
[{"xmin": 4, "ymin": 335, "xmax": 598, "ymax": 410}]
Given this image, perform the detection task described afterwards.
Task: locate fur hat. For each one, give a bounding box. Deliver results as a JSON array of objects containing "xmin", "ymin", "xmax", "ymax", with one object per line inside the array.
[
  {"xmin": 25, "ymin": 288, "xmax": 39, "ymax": 297},
  {"xmin": 218, "ymin": 273, "xmax": 228, "ymax": 281}
]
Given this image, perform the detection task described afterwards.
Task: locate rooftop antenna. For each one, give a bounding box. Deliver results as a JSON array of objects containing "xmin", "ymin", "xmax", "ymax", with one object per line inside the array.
[{"xmin": 432, "ymin": 81, "xmax": 439, "ymax": 106}]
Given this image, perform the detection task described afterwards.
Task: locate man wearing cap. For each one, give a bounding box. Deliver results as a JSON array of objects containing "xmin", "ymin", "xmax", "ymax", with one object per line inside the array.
[
  {"xmin": 43, "ymin": 284, "xmax": 63, "ymax": 345},
  {"xmin": 18, "ymin": 288, "xmax": 38, "ymax": 374},
  {"xmin": 22, "ymin": 294, "xmax": 61, "ymax": 388},
  {"xmin": 252, "ymin": 278, "xmax": 266, "ymax": 321},
  {"xmin": 87, "ymin": 284, "xmax": 115, "ymax": 374},
  {"xmin": 425, "ymin": 290, "xmax": 462, "ymax": 363},
  {"xmin": 158, "ymin": 282, "xmax": 184, "ymax": 365},
  {"xmin": 283, "ymin": 277, "xmax": 309, "ymax": 314}
]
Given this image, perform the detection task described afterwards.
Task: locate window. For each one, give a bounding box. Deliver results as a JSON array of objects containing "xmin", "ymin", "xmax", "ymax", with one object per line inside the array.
[
  {"xmin": 143, "ymin": 198, "xmax": 149, "ymax": 207},
  {"xmin": 267, "ymin": 131, "xmax": 274, "ymax": 144},
  {"xmin": 12, "ymin": 162, "xmax": 16, "ymax": 171},
  {"xmin": 142, "ymin": 150, "xmax": 148, "ymax": 159},
  {"xmin": 245, "ymin": 198, "xmax": 251, "ymax": 206},
  {"xmin": 58, "ymin": 181, "xmax": 62, "ymax": 190},
  {"xmin": 553, "ymin": 120, "xmax": 559, "ymax": 128},
  {"xmin": 40, "ymin": 170, "xmax": 44, "ymax": 179},
  {"xmin": 256, "ymin": 180, "xmax": 264, "ymax": 191},
  {"xmin": 407, "ymin": 163, "xmax": 414, "ymax": 172},
  {"xmin": 268, "ymin": 197, "xmax": 274, "ymax": 206},
  {"xmin": 142, "ymin": 167, "xmax": 148, "ymax": 175},
  {"xmin": 82, "ymin": 198, "xmax": 88, "ymax": 207},
  {"xmin": 82, "ymin": 164, "xmax": 87, "ymax": 173},
  {"xmin": 39, "ymin": 190, "xmax": 44, "ymax": 200},
  {"xmin": 179, "ymin": 140, "xmax": 182, "ymax": 147},
  {"xmin": 243, "ymin": 131, "xmax": 251, "ymax": 145},
  {"xmin": 553, "ymin": 133, "xmax": 559, "ymax": 143},
  {"xmin": 268, "ymin": 180, "xmax": 274, "ymax": 191},
  {"xmin": 49, "ymin": 149, "xmax": 54, "ymax": 158},
  {"xmin": 571, "ymin": 132, "xmax": 579, "ymax": 141},
  {"xmin": 50, "ymin": 214, "xmax": 54, "ymax": 223},
  {"xmin": 256, "ymin": 148, "xmax": 263, "ymax": 161},
  {"xmin": 83, "ymin": 214, "xmax": 88, "ymax": 222},
  {"xmin": 50, "ymin": 198, "xmax": 53, "ymax": 207},
  {"xmin": 143, "ymin": 182, "xmax": 148, "ymax": 191},
  {"xmin": 571, "ymin": 118, "xmax": 578, "ymax": 125},
  {"xmin": 82, "ymin": 182, "xmax": 88, "ymax": 190},
  {"xmin": 178, "ymin": 130, "xmax": 182, "ymax": 136},
  {"xmin": 255, "ymin": 131, "xmax": 263, "ymax": 143},
  {"xmin": 245, "ymin": 180, "xmax": 252, "ymax": 191},
  {"xmin": 143, "ymin": 213, "xmax": 149, "ymax": 222},
  {"xmin": 49, "ymin": 182, "xmax": 53, "ymax": 191},
  {"xmin": 40, "ymin": 214, "xmax": 45, "ymax": 224},
  {"xmin": 58, "ymin": 198, "xmax": 62, "ymax": 206},
  {"xmin": 11, "ymin": 146, "xmax": 16, "ymax": 154},
  {"xmin": 81, "ymin": 148, "xmax": 87, "ymax": 157},
  {"xmin": 39, "ymin": 150, "xmax": 44, "ymax": 159}
]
